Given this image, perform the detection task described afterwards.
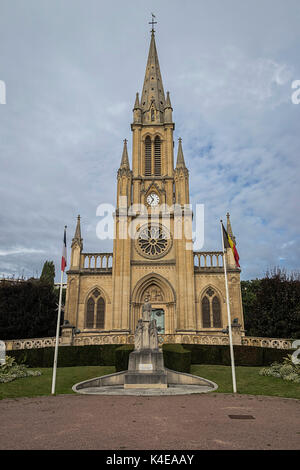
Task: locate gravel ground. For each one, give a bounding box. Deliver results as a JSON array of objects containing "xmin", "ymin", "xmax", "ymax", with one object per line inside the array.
[{"xmin": 0, "ymin": 393, "xmax": 299, "ymax": 450}]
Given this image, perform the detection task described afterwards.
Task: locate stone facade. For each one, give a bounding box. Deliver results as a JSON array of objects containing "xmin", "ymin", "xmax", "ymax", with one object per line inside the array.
[{"xmin": 64, "ymin": 30, "xmax": 245, "ymax": 343}]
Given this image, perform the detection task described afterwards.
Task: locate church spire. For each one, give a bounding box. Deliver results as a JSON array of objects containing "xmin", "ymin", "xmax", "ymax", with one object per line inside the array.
[
  {"xmin": 74, "ymin": 214, "xmax": 81, "ymax": 240},
  {"xmin": 176, "ymin": 138, "xmax": 187, "ymax": 169},
  {"xmin": 140, "ymin": 29, "xmax": 166, "ymax": 121},
  {"xmin": 71, "ymin": 214, "xmax": 83, "ymax": 252},
  {"xmin": 226, "ymin": 212, "xmax": 236, "ymax": 244},
  {"xmin": 119, "ymin": 139, "xmax": 130, "ymax": 169}
]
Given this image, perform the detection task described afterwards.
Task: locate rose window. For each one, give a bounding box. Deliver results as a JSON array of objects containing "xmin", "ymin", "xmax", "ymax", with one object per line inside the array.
[{"xmin": 136, "ymin": 224, "xmax": 172, "ymax": 259}]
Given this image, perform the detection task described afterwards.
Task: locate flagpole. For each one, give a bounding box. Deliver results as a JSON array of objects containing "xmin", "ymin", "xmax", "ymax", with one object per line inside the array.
[
  {"xmin": 220, "ymin": 220, "xmax": 237, "ymax": 393},
  {"xmin": 51, "ymin": 226, "xmax": 67, "ymax": 395}
]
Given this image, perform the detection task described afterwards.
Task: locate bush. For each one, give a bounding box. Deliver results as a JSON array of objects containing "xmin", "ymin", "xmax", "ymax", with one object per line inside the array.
[
  {"xmin": 115, "ymin": 345, "xmax": 134, "ymax": 372},
  {"xmin": 8, "ymin": 345, "xmax": 121, "ymax": 368},
  {"xmin": 163, "ymin": 344, "xmax": 191, "ymax": 373},
  {"xmin": 184, "ymin": 344, "xmax": 294, "ymax": 366},
  {"xmin": 6, "ymin": 343, "xmax": 296, "ymax": 369},
  {"xmin": 259, "ymin": 354, "xmax": 300, "ymax": 383},
  {"xmin": 0, "ymin": 355, "xmax": 41, "ymax": 383}
]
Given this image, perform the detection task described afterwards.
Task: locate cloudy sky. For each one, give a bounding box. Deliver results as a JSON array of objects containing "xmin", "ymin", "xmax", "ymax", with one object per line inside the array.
[{"xmin": 0, "ymin": 0, "xmax": 299, "ymax": 281}]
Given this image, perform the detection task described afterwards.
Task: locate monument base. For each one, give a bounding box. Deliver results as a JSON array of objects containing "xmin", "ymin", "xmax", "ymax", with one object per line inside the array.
[{"xmin": 124, "ymin": 348, "xmax": 168, "ymax": 388}]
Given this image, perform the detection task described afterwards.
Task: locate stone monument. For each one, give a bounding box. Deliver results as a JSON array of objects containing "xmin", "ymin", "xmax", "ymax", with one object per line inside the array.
[{"xmin": 124, "ymin": 298, "xmax": 168, "ymax": 389}]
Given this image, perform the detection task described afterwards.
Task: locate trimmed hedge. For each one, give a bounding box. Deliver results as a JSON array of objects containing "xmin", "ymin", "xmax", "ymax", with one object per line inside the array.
[
  {"xmin": 115, "ymin": 345, "xmax": 134, "ymax": 372},
  {"xmin": 162, "ymin": 344, "xmax": 191, "ymax": 373},
  {"xmin": 6, "ymin": 343, "xmax": 295, "ymax": 369},
  {"xmin": 183, "ymin": 344, "xmax": 295, "ymax": 367},
  {"xmin": 7, "ymin": 345, "xmax": 120, "ymax": 368}
]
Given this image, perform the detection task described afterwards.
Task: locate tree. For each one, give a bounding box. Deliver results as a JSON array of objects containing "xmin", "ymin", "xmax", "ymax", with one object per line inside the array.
[
  {"xmin": 0, "ymin": 279, "xmax": 63, "ymax": 340},
  {"xmin": 242, "ymin": 268, "xmax": 300, "ymax": 339},
  {"xmin": 40, "ymin": 260, "xmax": 55, "ymax": 287}
]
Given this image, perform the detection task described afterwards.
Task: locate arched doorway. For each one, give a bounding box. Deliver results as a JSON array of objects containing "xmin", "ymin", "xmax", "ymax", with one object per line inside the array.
[{"xmin": 131, "ymin": 273, "xmax": 176, "ymax": 334}]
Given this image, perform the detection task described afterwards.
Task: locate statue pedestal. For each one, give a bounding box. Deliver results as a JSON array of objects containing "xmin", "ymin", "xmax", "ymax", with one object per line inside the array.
[
  {"xmin": 124, "ymin": 308, "xmax": 168, "ymax": 388},
  {"xmin": 124, "ymin": 349, "xmax": 167, "ymax": 389}
]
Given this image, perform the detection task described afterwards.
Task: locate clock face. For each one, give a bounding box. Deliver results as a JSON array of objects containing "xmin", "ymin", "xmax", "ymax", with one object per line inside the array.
[{"xmin": 146, "ymin": 192, "xmax": 160, "ymax": 207}]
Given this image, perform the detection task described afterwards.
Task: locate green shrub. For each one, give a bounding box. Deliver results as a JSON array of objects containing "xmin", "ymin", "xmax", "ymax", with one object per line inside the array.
[
  {"xmin": 7, "ymin": 345, "xmax": 121, "ymax": 368},
  {"xmin": 259, "ymin": 354, "xmax": 300, "ymax": 383},
  {"xmin": 0, "ymin": 355, "xmax": 41, "ymax": 383},
  {"xmin": 183, "ymin": 344, "xmax": 222, "ymax": 365},
  {"xmin": 163, "ymin": 344, "xmax": 191, "ymax": 373},
  {"xmin": 181, "ymin": 344, "xmax": 295, "ymax": 367},
  {"xmin": 115, "ymin": 345, "xmax": 134, "ymax": 372}
]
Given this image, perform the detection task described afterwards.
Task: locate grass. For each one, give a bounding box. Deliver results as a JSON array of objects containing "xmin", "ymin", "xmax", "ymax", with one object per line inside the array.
[
  {"xmin": 0, "ymin": 365, "xmax": 299, "ymax": 400},
  {"xmin": 0, "ymin": 366, "xmax": 115, "ymax": 400},
  {"xmin": 191, "ymin": 364, "xmax": 300, "ymax": 399}
]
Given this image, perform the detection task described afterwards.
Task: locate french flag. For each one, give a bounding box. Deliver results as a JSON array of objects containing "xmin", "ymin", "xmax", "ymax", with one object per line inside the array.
[{"xmin": 61, "ymin": 226, "xmax": 67, "ymax": 272}]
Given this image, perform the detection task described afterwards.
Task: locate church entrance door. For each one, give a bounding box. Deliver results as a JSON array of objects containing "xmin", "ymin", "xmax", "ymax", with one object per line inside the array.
[{"xmin": 151, "ymin": 308, "xmax": 165, "ymax": 334}]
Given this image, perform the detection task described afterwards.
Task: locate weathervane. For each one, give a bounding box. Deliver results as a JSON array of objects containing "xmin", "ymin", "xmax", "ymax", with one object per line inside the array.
[{"xmin": 149, "ymin": 13, "xmax": 157, "ymax": 33}]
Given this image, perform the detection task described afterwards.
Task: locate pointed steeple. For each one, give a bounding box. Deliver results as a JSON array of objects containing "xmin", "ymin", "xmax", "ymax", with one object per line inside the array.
[
  {"xmin": 176, "ymin": 138, "xmax": 187, "ymax": 169},
  {"xmin": 140, "ymin": 31, "xmax": 165, "ymax": 120},
  {"xmin": 120, "ymin": 139, "xmax": 130, "ymax": 169},
  {"xmin": 133, "ymin": 92, "xmax": 140, "ymax": 109},
  {"xmin": 74, "ymin": 215, "xmax": 81, "ymax": 239},
  {"xmin": 226, "ymin": 212, "xmax": 236, "ymax": 244},
  {"xmin": 164, "ymin": 91, "xmax": 173, "ymax": 123},
  {"xmin": 71, "ymin": 215, "xmax": 83, "ymax": 251},
  {"xmin": 133, "ymin": 93, "xmax": 142, "ymax": 124}
]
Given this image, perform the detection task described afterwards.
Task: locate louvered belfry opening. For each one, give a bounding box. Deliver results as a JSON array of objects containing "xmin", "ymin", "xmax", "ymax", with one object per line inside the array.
[
  {"xmin": 154, "ymin": 136, "xmax": 161, "ymax": 176},
  {"xmin": 145, "ymin": 136, "xmax": 152, "ymax": 176}
]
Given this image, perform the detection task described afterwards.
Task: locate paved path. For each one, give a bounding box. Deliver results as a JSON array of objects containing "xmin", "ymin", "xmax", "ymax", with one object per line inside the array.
[{"xmin": 0, "ymin": 393, "xmax": 299, "ymax": 450}]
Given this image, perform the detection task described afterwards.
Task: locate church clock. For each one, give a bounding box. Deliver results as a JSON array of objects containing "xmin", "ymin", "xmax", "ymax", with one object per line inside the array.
[{"xmin": 146, "ymin": 192, "xmax": 160, "ymax": 207}]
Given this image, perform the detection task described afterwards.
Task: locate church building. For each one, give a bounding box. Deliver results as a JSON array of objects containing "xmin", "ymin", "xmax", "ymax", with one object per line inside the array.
[{"xmin": 64, "ymin": 28, "xmax": 244, "ymax": 345}]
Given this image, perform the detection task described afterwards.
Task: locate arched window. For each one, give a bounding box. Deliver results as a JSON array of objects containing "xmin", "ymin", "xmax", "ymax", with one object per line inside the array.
[
  {"xmin": 201, "ymin": 288, "xmax": 222, "ymax": 328},
  {"xmin": 212, "ymin": 296, "xmax": 221, "ymax": 328},
  {"xmin": 202, "ymin": 296, "xmax": 211, "ymax": 328},
  {"xmin": 154, "ymin": 136, "xmax": 161, "ymax": 176},
  {"xmin": 96, "ymin": 297, "xmax": 105, "ymax": 329},
  {"xmin": 85, "ymin": 289, "xmax": 105, "ymax": 329},
  {"xmin": 86, "ymin": 298, "xmax": 95, "ymax": 329},
  {"xmin": 145, "ymin": 136, "xmax": 151, "ymax": 176}
]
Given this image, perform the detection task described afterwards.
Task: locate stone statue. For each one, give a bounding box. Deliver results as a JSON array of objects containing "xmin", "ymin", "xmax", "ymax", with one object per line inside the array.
[
  {"xmin": 134, "ymin": 319, "xmax": 143, "ymax": 351},
  {"xmin": 142, "ymin": 296, "xmax": 152, "ymax": 322},
  {"xmin": 149, "ymin": 319, "xmax": 159, "ymax": 350}
]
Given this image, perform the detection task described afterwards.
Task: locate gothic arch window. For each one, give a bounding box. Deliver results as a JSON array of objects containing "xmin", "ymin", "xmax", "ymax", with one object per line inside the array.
[
  {"xmin": 201, "ymin": 288, "xmax": 222, "ymax": 328},
  {"xmin": 154, "ymin": 136, "xmax": 161, "ymax": 176},
  {"xmin": 145, "ymin": 136, "xmax": 151, "ymax": 176},
  {"xmin": 85, "ymin": 289, "xmax": 105, "ymax": 329}
]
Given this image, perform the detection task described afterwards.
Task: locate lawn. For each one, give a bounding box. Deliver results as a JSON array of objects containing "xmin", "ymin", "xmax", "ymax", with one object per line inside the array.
[
  {"xmin": 191, "ymin": 364, "xmax": 300, "ymax": 399},
  {"xmin": 0, "ymin": 365, "xmax": 299, "ymax": 400},
  {"xmin": 0, "ymin": 366, "xmax": 115, "ymax": 400}
]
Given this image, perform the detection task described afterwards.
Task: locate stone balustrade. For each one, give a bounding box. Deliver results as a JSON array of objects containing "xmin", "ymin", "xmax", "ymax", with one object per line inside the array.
[
  {"xmin": 3, "ymin": 334, "xmax": 294, "ymax": 350},
  {"xmin": 194, "ymin": 251, "xmax": 224, "ymax": 269},
  {"xmin": 81, "ymin": 253, "xmax": 113, "ymax": 270},
  {"xmin": 241, "ymin": 336, "xmax": 293, "ymax": 349}
]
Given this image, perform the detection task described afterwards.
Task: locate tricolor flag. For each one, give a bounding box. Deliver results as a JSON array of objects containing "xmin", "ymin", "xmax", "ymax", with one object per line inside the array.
[
  {"xmin": 222, "ymin": 222, "xmax": 240, "ymax": 268},
  {"xmin": 61, "ymin": 226, "xmax": 67, "ymax": 272}
]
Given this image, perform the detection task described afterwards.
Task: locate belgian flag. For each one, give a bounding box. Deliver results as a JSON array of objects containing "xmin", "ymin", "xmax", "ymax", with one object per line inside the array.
[{"xmin": 222, "ymin": 222, "xmax": 240, "ymax": 268}]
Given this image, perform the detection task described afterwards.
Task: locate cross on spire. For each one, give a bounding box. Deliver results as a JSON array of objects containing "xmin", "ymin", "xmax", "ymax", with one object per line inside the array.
[{"xmin": 149, "ymin": 13, "xmax": 157, "ymax": 33}]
